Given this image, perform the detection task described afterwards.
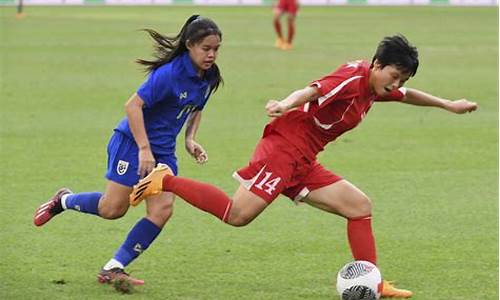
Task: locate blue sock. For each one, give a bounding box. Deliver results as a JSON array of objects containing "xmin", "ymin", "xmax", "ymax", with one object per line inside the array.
[
  {"xmin": 113, "ymin": 218, "xmax": 162, "ymax": 267},
  {"xmin": 64, "ymin": 192, "xmax": 101, "ymax": 215}
]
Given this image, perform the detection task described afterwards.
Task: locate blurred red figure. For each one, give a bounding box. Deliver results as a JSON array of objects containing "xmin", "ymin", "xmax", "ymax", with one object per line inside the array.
[{"xmin": 273, "ymin": 0, "xmax": 299, "ymax": 50}]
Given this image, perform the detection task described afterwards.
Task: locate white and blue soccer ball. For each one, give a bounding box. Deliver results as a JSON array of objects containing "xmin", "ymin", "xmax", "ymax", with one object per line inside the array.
[{"xmin": 336, "ymin": 260, "xmax": 382, "ymax": 300}]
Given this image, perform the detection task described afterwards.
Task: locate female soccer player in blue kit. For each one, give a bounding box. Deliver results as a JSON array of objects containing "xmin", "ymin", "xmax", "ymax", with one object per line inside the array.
[{"xmin": 33, "ymin": 15, "xmax": 223, "ymax": 285}]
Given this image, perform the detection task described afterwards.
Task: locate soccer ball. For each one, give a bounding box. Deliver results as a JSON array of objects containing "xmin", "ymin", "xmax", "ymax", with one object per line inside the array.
[{"xmin": 336, "ymin": 260, "xmax": 382, "ymax": 300}]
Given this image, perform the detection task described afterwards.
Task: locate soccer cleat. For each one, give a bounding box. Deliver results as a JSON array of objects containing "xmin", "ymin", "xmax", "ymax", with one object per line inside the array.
[
  {"xmin": 129, "ymin": 165, "xmax": 173, "ymax": 207},
  {"xmin": 381, "ymin": 280, "xmax": 413, "ymax": 298},
  {"xmin": 33, "ymin": 188, "xmax": 72, "ymax": 227},
  {"xmin": 97, "ymin": 268, "xmax": 145, "ymax": 286},
  {"xmin": 275, "ymin": 38, "xmax": 285, "ymax": 49}
]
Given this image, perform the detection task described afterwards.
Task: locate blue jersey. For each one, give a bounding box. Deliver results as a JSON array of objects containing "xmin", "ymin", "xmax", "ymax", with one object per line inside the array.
[{"xmin": 115, "ymin": 52, "xmax": 215, "ymax": 155}]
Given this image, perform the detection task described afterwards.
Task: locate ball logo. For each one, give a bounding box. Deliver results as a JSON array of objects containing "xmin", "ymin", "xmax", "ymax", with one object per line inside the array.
[
  {"xmin": 342, "ymin": 286, "xmax": 376, "ymax": 300},
  {"xmin": 341, "ymin": 262, "xmax": 373, "ymax": 279},
  {"xmin": 117, "ymin": 160, "xmax": 129, "ymax": 175}
]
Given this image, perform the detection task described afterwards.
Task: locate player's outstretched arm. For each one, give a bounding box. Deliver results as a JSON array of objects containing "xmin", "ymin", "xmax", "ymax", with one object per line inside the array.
[
  {"xmin": 403, "ymin": 88, "xmax": 478, "ymax": 114},
  {"xmin": 266, "ymin": 86, "xmax": 320, "ymax": 117}
]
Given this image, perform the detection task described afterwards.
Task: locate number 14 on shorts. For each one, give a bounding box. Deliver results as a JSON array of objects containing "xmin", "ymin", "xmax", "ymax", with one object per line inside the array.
[{"xmin": 254, "ymin": 172, "xmax": 282, "ymax": 195}]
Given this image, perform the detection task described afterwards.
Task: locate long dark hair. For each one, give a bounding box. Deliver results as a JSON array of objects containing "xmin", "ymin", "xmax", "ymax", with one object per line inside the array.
[
  {"xmin": 371, "ymin": 34, "xmax": 419, "ymax": 77},
  {"xmin": 137, "ymin": 15, "xmax": 223, "ymax": 94}
]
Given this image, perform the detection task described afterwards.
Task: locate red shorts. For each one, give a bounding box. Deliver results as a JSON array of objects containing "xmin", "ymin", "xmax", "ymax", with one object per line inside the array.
[
  {"xmin": 233, "ymin": 133, "xmax": 342, "ymax": 203},
  {"xmin": 276, "ymin": 0, "xmax": 299, "ymax": 15}
]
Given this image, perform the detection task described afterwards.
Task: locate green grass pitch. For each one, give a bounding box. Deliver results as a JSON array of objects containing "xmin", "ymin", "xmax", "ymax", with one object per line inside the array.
[{"xmin": 0, "ymin": 5, "xmax": 498, "ymax": 300}]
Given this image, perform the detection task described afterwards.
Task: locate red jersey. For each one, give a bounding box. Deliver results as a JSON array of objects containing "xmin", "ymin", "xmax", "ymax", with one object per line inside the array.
[{"xmin": 265, "ymin": 60, "xmax": 406, "ymax": 161}]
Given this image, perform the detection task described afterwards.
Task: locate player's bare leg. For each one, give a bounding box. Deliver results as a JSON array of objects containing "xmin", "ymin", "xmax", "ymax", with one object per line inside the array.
[
  {"xmin": 34, "ymin": 180, "xmax": 131, "ymax": 227},
  {"xmin": 225, "ymin": 185, "xmax": 268, "ymax": 226},
  {"xmin": 98, "ymin": 181, "xmax": 132, "ymax": 219},
  {"xmin": 100, "ymin": 186, "xmax": 174, "ymax": 286},
  {"xmin": 145, "ymin": 192, "xmax": 175, "ymax": 228},
  {"xmin": 303, "ymin": 180, "xmax": 413, "ymax": 298},
  {"xmin": 98, "ymin": 192, "xmax": 173, "ymax": 286},
  {"xmin": 303, "ymin": 180, "xmax": 372, "ymax": 218}
]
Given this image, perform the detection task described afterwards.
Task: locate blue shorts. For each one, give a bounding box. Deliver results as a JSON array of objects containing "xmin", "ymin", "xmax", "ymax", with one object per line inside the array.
[{"xmin": 106, "ymin": 131, "xmax": 178, "ymax": 187}]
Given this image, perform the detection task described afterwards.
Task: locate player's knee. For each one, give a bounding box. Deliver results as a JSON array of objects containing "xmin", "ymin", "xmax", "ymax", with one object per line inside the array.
[
  {"xmin": 98, "ymin": 198, "xmax": 129, "ymax": 219},
  {"xmin": 227, "ymin": 211, "xmax": 254, "ymax": 227},
  {"xmin": 228, "ymin": 217, "xmax": 251, "ymax": 227},
  {"xmin": 352, "ymin": 195, "xmax": 372, "ymax": 218},
  {"xmin": 99, "ymin": 205, "xmax": 128, "ymax": 219}
]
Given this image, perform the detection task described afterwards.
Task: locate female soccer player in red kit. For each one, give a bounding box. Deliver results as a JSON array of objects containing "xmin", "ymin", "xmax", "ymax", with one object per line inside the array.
[
  {"xmin": 273, "ymin": 0, "xmax": 299, "ymax": 50},
  {"xmin": 130, "ymin": 35, "xmax": 477, "ymax": 298}
]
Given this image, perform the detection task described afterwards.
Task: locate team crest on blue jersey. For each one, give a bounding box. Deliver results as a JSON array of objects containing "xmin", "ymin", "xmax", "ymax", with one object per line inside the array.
[{"xmin": 117, "ymin": 160, "xmax": 129, "ymax": 175}]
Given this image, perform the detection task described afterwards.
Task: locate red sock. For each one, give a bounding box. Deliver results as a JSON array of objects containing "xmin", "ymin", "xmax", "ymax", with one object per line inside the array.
[
  {"xmin": 287, "ymin": 20, "xmax": 295, "ymax": 43},
  {"xmin": 163, "ymin": 176, "xmax": 232, "ymax": 222},
  {"xmin": 273, "ymin": 19, "xmax": 283, "ymax": 39},
  {"xmin": 347, "ymin": 215, "xmax": 377, "ymax": 265}
]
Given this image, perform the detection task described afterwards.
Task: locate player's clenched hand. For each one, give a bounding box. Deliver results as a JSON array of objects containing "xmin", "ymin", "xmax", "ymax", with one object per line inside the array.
[
  {"xmin": 266, "ymin": 100, "xmax": 288, "ymax": 117},
  {"xmin": 446, "ymin": 99, "xmax": 478, "ymax": 114},
  {"xmin": 138, "ymin": 149, "xmax": 156, "ymax": 179}
]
